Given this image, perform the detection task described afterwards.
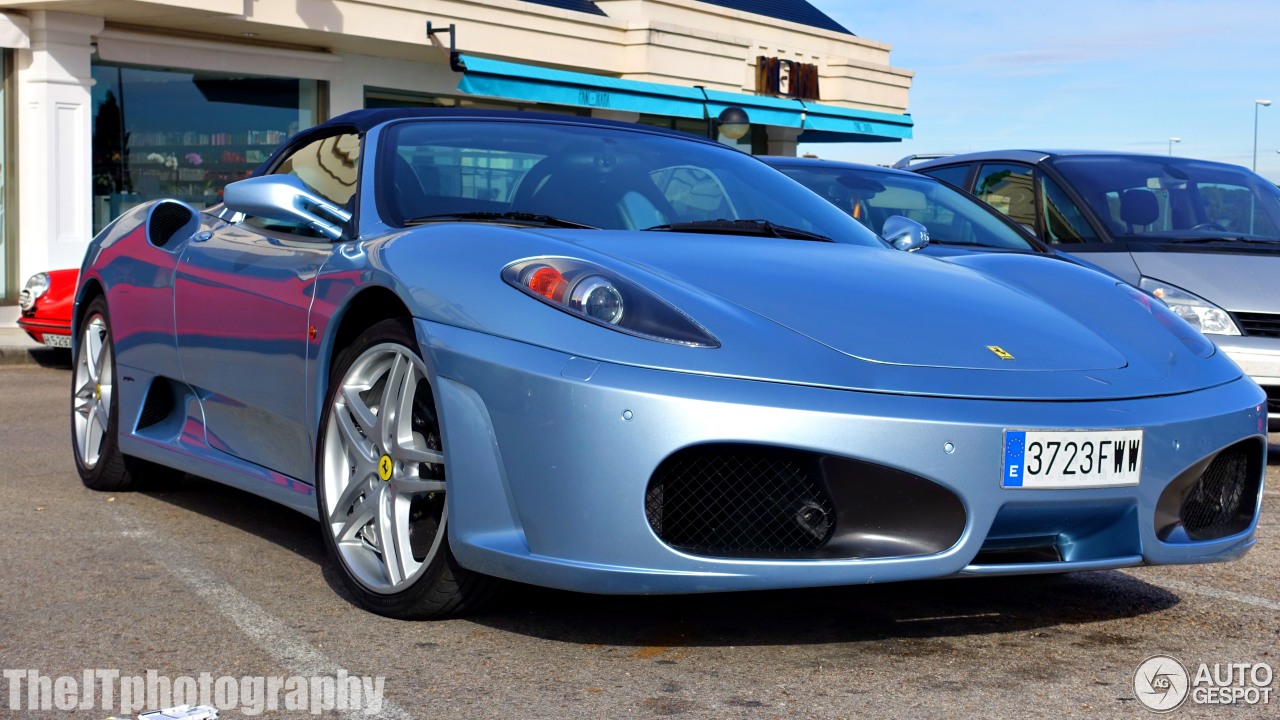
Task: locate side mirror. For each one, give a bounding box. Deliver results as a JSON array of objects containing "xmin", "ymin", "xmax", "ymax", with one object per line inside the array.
[
  {"xmin": 882, "ymin": 215, "xmax": 930, "ymax": 252},
  {"xmin": 223, "ymin": 175, "xmax": 352, "ymax": 240}
]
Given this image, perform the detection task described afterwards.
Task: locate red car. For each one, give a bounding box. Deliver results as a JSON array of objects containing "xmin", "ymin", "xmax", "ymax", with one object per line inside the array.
[{"xmin": 17, "ymin": 269, "xmax": 77, "ymax": 348}]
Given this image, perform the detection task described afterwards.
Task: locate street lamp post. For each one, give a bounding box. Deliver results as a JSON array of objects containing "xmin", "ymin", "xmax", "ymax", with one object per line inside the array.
[
  {"xmin": 1168, "ymin": 137, "xmax": 1181, "ymax": 155},
  {"xmin": 1253, "ymin": 99, "xmax": 1272, "ymax": 171}
]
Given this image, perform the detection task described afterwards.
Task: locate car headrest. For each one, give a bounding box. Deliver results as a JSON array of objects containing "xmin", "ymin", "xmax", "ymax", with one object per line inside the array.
[
  {"xmin": 388, "ymin": 154, "xmax": 434, "ymax": 224},
  {"xmin": 1119, "ymin": 188, "xmax": 1159, "ymax": 226}
]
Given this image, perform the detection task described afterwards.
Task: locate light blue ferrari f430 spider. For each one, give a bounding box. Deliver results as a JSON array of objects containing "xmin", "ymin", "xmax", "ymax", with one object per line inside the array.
[{"xmin": 72, "ymin": 109, "xmax": 1267, "ymax": 618}]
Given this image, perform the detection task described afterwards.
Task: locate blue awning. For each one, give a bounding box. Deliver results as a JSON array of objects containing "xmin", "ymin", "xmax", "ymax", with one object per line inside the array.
[
  {"xmin": 455, "ymin": 55, "xmax": 707, "ymax": 119},
  {"xmin": 703, "ymin": 88, "xmax": 805, "ymax": 128},
  {"xmin": 798, "ymin": 101, "xmax": 914, "ymax": 143},
  {"xmin": 454, "ymin": 54, "xmax": 913, "ymax": 142}
]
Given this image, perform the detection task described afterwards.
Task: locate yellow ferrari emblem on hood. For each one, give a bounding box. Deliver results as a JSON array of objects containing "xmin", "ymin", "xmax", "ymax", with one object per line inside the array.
[{"xmin": 987, "ymin": 346, "xmax": 1015, "ymax": 361}]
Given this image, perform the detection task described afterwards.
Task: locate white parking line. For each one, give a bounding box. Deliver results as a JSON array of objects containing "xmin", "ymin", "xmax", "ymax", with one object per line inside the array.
[
  {"xmin": 1143, "ymin": 576, "xmax": 1280, "ymax": 612},
  {"xmin": 114, "ymin": 515, "xmax": 415, "ymax": 720}
]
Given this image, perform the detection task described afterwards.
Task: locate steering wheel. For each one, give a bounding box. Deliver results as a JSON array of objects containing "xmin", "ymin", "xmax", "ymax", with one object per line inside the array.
[{"xmin": 1190, "ymin": 222, "xmax": 1228, "ymax": 232}]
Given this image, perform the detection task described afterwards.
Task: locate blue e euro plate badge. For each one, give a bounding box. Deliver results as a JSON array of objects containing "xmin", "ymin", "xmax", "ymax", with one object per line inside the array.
[
  {"xmin": 1003, "ymin": 429, "xmax": 1143, "ymax": 489},
  {"xmin": 1003, "ymin": 431, "xmax": 1027, "ymax": 487}
]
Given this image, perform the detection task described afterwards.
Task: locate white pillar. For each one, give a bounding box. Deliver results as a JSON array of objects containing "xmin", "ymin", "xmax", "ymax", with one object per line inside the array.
[
  {"xmin": 328, "ymin": 67, "xmax": 365, "ymax": 117},
  {"xmin": 765, "ymin": 127, "xmax": 801, "ymax": 157},
  {"xmin": 17, "ymin": 11, "xmax": 103, "ymax": 282}
]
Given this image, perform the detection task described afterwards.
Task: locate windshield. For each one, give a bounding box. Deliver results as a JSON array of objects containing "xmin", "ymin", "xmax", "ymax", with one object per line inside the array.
[
  {"xmin": 1049, "ymin": 156, "xmax": 1280, "ymax": 241},
  {"xmin": 773, "ymin": 164, "xmax": 1038, "ymax": 251},
  {"xmin": 377, "ymin": 120, "xmax": 885, "ymax": 247}
]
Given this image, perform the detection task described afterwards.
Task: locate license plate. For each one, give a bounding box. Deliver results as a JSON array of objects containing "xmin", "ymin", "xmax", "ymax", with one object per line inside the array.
[
  {"xmin": 42, "ymin": 334, "xmax": 71, "ymax": 348},
  {"xmin": 1003, "ymin": 429, "xmax": 1142, "ymax": 489}
]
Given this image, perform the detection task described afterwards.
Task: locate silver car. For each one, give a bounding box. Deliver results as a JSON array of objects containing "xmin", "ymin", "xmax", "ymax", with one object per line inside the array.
[{"xmin": 912, "ymin": 150, "xmax": 1280, "ymax": 430}]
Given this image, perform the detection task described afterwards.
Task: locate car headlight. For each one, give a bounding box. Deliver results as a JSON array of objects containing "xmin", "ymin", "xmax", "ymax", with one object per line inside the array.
[
  {"xmin": 18, "ymin": 272, "xmax": 49, "ymax": 312},
  {"xmin": 1138, "ymin": 277, "xmax": 1240, "ymax": 336},
  {"xmin": 503, "ymin": 258, "xmax": 718, "ymax": 348},
  {"xmin": 1121, "ymin": 283, "xmax": 1215, "ymax": 358}
]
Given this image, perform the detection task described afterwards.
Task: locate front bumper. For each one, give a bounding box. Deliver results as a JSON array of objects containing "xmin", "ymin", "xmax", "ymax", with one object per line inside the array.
[
  {"xmin": 421, "ymin": 320, "xmax": 1268, "ymax": 595},
  {"xmin": 1215, "ymin": 335, "xmax": 1280, "ymax": 430},
  {"xmin": 16, "ymin": 315, "xmax": 72, "ymax": 346}
]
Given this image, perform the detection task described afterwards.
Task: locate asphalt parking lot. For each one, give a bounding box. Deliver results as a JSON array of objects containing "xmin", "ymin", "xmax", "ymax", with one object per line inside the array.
[{"xmin": 1, "ymin": 362, "xmax": 1276, "ymax": 719}]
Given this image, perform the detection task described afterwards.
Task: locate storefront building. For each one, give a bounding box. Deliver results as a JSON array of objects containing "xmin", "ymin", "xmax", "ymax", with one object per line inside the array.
[{"xmin": 0, "ymin": 0, "xmax": 913, "ymax": 319}]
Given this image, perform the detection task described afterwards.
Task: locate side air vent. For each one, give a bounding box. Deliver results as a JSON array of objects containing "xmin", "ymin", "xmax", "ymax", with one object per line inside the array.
[
  {"xmin": 645, "ymin": 444, "xmax": 966, "ymax": 560},
  {"xmin": 1156, "ymin": 438, "xmax": 1264, "ymax": 542},
  {"xmin": 136, "ymin": 377, "xmax": 176, "ymax": 430},
  {"xmin": 148, "ymin": 202, "xmax": 196, "ymax": 248},
  {"xmin": 1180, "ymin": 443, "xmax": 1259, "ymax": 540},
  {"xmin": 646, "ymin": 445, "xmax": 833, "ymax": 558}
]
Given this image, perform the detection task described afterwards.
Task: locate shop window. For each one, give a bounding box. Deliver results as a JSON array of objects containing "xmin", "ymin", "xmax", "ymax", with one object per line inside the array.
[
  {"xmin": 638, "ymin": 114, "xmax": 715, "ymax": 140},
  {"xmin": 90, "ymin": 63, "xmax": 323, "ymax": 234}
]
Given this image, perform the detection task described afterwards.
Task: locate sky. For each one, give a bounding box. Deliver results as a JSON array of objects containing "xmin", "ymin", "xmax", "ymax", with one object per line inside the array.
[{"xmin": 803, "ymin": 1, "xmax": 1280, "ymax": 181}]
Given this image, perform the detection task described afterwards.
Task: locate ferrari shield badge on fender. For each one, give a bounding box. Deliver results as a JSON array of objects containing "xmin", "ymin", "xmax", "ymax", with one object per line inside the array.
[{"xmin": 987, "ymin": 345, "xmax": 1015, "ymax": 361}]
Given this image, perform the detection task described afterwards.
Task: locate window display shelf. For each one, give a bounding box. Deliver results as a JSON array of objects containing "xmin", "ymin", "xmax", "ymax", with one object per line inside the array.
[
  {"xmin": 130, "ymin": 129, "xmax": 292, "ymax": 147},
  {"xmin": 129, "ymin": 148, "xmax": 276, "ymax": 167}
]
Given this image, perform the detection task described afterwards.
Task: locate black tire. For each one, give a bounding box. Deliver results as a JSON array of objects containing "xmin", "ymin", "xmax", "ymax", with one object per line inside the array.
[
  {"xmin": 316, "ymin": 317, "xmax": 500, "ymax": 619},
  {"xmin": 70, "ymin": 296, "xmax": 176, "ymax": 491}
]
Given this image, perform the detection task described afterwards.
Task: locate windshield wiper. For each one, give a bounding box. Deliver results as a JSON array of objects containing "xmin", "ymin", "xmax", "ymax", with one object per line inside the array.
[
  {"xmin": 405, "ymin": 211, "xmax": 597, "ymax": 229},
  {"xmin": 644, "ymin": 219, "xmax": 833, "ymax": 242}
]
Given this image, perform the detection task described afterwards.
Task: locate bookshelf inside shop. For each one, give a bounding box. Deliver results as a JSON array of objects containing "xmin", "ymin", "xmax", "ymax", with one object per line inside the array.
[{"xmin": 93, "ymin": 128, "xmax": 291, "ymax": 228}]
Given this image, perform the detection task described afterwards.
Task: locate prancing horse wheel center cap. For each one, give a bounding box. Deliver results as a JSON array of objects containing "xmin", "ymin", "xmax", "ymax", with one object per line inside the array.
[{"xmin": 378, "ymin": 454, "xmax": 393, "ymax": 482}]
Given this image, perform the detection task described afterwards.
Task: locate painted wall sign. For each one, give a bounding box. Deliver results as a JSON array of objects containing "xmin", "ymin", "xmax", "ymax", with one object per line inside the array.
[{"xmin": 755, "ymin": 57, "xmax": 820, "ymax": 100}]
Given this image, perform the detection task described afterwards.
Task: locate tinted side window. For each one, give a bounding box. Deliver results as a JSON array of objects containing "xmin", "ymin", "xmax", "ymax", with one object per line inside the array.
[
  {"xmin": 975, "ymin": 163, "xmax": 1036, "ymax": 230},
  {"xmin": 918, "ymin": 164, "xmax": 970, "ymax": 189},
  {"xmin": 244, "ymin": 133, "xmax": 360, "ymax": 237},
  {"xmin": 1039, "ymin": 174, "xmax": 1098, "ymax": 243}
]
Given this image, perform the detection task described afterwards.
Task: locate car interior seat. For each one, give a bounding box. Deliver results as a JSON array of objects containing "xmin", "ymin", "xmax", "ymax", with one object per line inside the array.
[
  {"xmin": 1119, "ymin": 188, "xmax": 1159, "ymax": 232},
  {"xmin": 512, "ymin": 153, "xmax": 653, "ymax": 228},
  {"xmin": 388, "ymin": 154, "xmax": 435, "ymax": 224}
]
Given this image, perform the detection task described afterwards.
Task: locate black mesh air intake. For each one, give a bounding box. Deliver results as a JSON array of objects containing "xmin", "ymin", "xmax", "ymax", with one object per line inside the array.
[
  {"xmin": 646, "ymin": 445, "xmax": 834, "ymax": 558},
  {"xmin": 136, "ymin": 378, "xmax": 175, "ymax": 430},
  {"xmin": 1180, "ymin": 442, "xmax": 1261, "ymax": 541},
  {"xmin": 149, "ymin": 202, "xmax": 195, "ymax": 248}
]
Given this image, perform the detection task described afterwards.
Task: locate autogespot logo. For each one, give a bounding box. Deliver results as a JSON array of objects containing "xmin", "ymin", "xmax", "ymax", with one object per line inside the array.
[{"xmin": 1135, "ymin": 655, "xmax": 1190, "ymax": 713}]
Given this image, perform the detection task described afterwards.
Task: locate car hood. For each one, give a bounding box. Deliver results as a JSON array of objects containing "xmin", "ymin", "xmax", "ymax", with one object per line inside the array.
[
  {"xmin": 372, "ymin": 226, "xmax": 1244, "ymax": 401},
  {"xmin": 1128, "ymin": 248, "xmax": 1280, "ymax": 314},
  {"xmin": 591, "ymin": 238, "xmax": 1127, "ymax": 372}
]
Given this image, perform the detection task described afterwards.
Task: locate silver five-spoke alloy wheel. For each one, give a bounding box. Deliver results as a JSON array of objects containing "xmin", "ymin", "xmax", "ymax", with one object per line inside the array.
[
  {"xmin": 321, "ymin": 343, "xmax": 447, "ymax": 594},
  {"xmin": 73, "ymin": 314, "xmax": 112, "ymax": 469}
]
